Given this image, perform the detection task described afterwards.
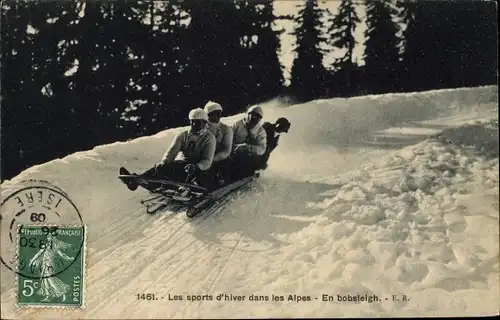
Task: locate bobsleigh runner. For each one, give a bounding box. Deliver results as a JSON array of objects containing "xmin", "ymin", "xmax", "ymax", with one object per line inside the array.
[{"xmin": 118, "ymin": 168, "xmax": 259, "ymax": 218}]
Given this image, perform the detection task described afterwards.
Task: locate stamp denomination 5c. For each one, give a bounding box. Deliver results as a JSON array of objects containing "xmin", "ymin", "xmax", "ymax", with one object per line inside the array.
[{"xmin": 16, "ymin": 224, "xmax": 86, "ymax": 308}]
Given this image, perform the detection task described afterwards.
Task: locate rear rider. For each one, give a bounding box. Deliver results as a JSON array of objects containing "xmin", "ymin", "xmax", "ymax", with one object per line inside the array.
[{"xmin": 259, "ymin": 117, "xmax": 291, "ymax": 169}]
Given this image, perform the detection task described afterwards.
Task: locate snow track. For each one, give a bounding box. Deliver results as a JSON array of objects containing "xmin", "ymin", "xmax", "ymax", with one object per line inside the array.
[{"xmin": 1, "ymin": 86, "xmax": 498, "ymax": 318}]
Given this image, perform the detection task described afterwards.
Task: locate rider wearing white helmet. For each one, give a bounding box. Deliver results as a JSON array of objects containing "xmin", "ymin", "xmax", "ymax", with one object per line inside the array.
[
  {"xmin": 229, "ymin": 105, "xmax": 267, "ymax": 180},
  {"xmin": 231, "ymin": 105, "xmax": 267, "ymax": 156},
  {"xmin": 120, "ymin": 108, "xmax": 216, "ymax": 190},
  {"xmin": 158, "ymin": 108, "xmax": 216, "ymax": 172},
  {"xmin": 204, "ymin": 101, "xmax": 233, "ymax": 163}
]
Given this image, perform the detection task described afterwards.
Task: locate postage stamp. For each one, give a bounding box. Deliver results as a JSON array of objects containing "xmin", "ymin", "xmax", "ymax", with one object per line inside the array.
[
  {"xmin": 1, "ymin": 179, "xmax": 84, "ymax": 274},
  {"xmin": 0, "ymin": 179, "xmax": 86, "ymax": 309},
  {"xmin": 15, "ymin": 224, "xmax": 86, "ymax": 308}
]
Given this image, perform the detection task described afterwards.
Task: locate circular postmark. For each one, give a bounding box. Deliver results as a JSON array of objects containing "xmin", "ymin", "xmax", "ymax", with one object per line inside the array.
[{"xmin": 1, "ymin": 179, "xmax": 85, "ymax": 279}]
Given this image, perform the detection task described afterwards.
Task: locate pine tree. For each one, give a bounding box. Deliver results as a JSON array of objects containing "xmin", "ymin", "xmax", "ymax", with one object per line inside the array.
[
  {"xmin": 1, "ymin": 1, "xmax": 38, "ymax": 179},
  {"xmin": 398, "ymin": 0, "xmax": 497, "ymax": 92},
  {"xmin": 396, "ymin": 0, "xmax": 436, "ymax": 91},
  {"xmin": 469, "ymin": 1, "xmax": 497, "ymax": 86},
  {"xmin": 121, "ymin": 0, "xmax": 191, "ymax": 136},
  {"xmin": 364, "ymin": 0, "xmax": 400, "ymax": 93},
  {"xmin": 239, "ymin": 0, "xmax": 284, "ymax": 103},
  {"xmin": 397, "ymin": 1, "xmax": 454, "ymax": 91},
  {"xmin": 326, "ymin": 0, "xmax": 360, "ymax": 95},
  {"xmin": 29, "ymin": 1, "xmax": 87, "ymax": 159},
  {"xmin": 1, "ymin": 1, "xmax": 87, "ymax": 179},
  {"xmin": 64, "ymin": 2, "xmax": 148, "ymax": 143},
  {"xmin": 440, "ymin": 1, "xmax": 497, "ymax": 87},
  {"xmin": 256, "ymin": 1, "xmax": 285, "ymax": 100},
  {"xmin": 216, "ymin": 0, "xmax": 258, "ymax": 109},
  {"xmin": 290, "ymin": 0, "xmax": 327, "ymax": 101},
  {"xmin": 180, "ymin": 0, "xmax": 247, "ymax": 114},
  {"xmin": 394, "ymin": 0, "xmax": 414, "ymax": 91}
]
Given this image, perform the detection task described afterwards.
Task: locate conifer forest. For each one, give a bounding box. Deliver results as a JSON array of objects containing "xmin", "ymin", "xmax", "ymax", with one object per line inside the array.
[{"xmin": 1, "ymin": 0, "xmax": 497, "ymax": 180}]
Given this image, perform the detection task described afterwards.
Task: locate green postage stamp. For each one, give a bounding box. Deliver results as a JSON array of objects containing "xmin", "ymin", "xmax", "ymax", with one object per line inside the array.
[{"xmin": 15, "ymin": 224, "xmax": 86, "ymax": 308}]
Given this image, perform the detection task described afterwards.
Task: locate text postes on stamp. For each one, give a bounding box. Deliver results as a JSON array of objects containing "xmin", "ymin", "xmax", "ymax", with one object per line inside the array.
[
  {"xmin": 16, "ymin": 224, "xmax": 86, "ymax": 308},
  {"xmin": 1, "ymin": 180, "xmax": 84, "ymax": 277}
]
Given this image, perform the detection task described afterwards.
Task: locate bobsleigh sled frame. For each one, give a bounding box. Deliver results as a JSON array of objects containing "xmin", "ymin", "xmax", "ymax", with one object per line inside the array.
[{"xmin": 118, "ymin": 172, "xmax": 259, "ymax": 218}]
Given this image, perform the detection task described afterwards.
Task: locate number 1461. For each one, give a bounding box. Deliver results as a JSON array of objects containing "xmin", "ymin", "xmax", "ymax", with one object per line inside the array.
[{"xmin": 137, "ymin": 293, "xmax": 157, "ymax": 300}]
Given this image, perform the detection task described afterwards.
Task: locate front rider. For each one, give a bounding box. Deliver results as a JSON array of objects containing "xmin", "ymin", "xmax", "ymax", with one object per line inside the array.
[{"xmin": 119, "ymin": 108, "xmax": 216, "ymax": 191}]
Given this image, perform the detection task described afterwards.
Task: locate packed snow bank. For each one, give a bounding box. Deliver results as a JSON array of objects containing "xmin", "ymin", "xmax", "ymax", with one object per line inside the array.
[
  {"xmin": 206, "ymin": 119, "xmax": 498, "ymax": 318},
  {"xmin": 263, "ymin": 85, "xmax": 497, "ymax": 148},
  {"xmin": 264, "ymin": 85, "xmax": 498, "ymax": 181},
  {"xmin": 1, "ymin": 86, "xmax": 498, "ymax": 318}
]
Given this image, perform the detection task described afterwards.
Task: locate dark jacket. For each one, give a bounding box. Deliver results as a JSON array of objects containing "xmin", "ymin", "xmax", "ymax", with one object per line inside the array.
[{"xmin": 260, "ymin": 122, "xmax": 281, "ymax": 169}]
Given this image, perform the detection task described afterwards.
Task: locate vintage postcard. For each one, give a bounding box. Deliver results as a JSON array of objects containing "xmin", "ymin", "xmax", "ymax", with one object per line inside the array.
[{"xmin": 1, "ymin": 0, "xmax": 498, "ymax": 319}]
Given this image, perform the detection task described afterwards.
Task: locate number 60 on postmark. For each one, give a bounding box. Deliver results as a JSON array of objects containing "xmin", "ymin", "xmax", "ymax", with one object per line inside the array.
[{"xmin": 15, "ymin": 224, "xmax": 86, "ymax": 308}]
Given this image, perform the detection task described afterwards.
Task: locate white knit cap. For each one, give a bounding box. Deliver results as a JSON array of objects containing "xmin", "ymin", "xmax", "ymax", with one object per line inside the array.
[
  {"xmin": 188, "ymin": 108, "xmax": 208, "ymax": 121},
  {"xmin": 248, "ymin": 105, "xmax": 263, "ymax": 117},
  {"xmin": 204, "ymin": 101, "xmax": 223, "ymax": 114}
]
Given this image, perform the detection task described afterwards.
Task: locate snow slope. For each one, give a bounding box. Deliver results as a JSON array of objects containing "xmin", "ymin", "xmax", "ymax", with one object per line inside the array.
[{"xmin": 1, "ymin": 86, "xmax": 498, "ymax": 318}]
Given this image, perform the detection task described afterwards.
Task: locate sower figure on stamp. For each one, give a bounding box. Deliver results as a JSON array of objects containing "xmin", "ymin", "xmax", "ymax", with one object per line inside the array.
[
  {"xmin": 119, "ymin": 108, "xmax": 216, "ymax": 193},
  {"xmin": 28, "ymin": 233, "xmax": 73, "ymax": 302},
  {"xmin": 257, "ymin": 117, "xmax": 291, "ymax": 170},
  {"xmin": 227, "ymin": 105, "xmax": 267, "ymax": 181},
  {"xmin": 204, "ymin": 101, "xmax": 233, "ymax": 188}
]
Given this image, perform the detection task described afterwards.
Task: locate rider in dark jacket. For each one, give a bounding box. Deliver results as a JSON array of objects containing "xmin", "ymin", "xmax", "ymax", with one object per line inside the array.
[{"xmin": 259, "ymin": 117, "xmax": 291, "ymax": 169}]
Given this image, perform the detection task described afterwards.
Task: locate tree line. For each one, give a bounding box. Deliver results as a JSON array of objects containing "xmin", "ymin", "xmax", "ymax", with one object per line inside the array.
[
  {"xmin": 1, "ymin": 0, "xmax": 497, "ymax": 181},
  {"xmin": 290, "ymin": 0, "xmax": 497, "ymax": 100}
]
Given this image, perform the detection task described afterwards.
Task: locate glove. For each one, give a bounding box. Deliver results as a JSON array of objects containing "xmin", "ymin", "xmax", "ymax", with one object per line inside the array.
[
  {"xmin": 153, "ymin": 163, "xmax": 163, "ymax": 173},
  {"xmin": 184, "ymin": 164, "xmax": 198, "ymax": 175},
  {"xmin": 234, "ymin": 144, "xmax": 251, "ymax": 154}
]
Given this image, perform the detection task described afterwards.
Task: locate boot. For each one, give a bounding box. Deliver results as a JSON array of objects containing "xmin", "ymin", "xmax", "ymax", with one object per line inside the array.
[
  {"xmin": 119, "ymin": 167, "xmax": 139, "ymax": 191},
  {"xmin": 215, "ymin": 172, "xmax": 225, "ymax": 187}
]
